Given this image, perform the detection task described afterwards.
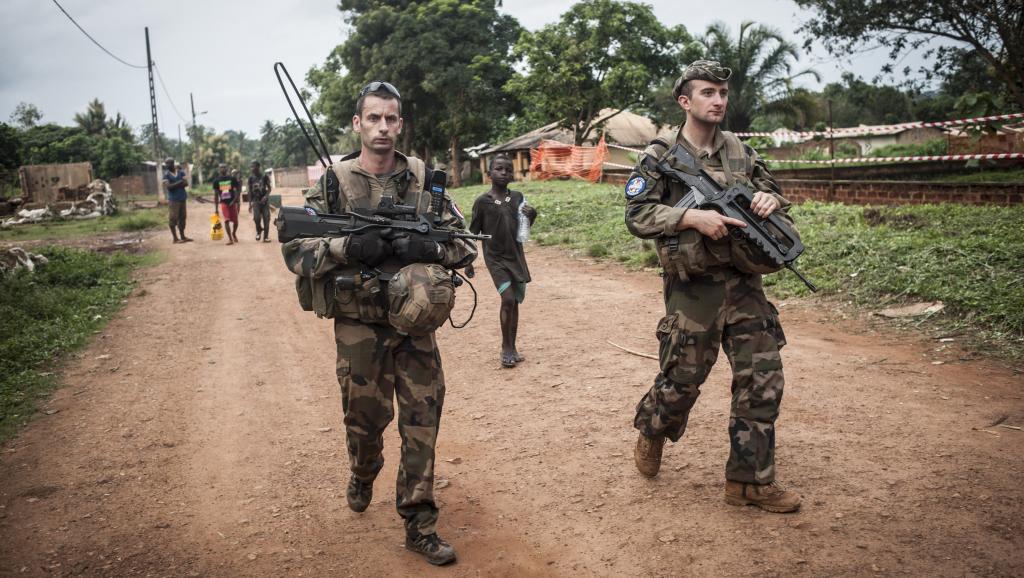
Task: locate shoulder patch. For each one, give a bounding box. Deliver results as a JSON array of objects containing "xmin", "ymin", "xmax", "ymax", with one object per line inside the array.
[{"xmin": 625, "ymin": 176, "xmax": 647, "ymax": 199}]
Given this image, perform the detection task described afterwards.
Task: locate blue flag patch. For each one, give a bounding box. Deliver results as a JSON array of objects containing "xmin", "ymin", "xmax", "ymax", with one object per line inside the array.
[{"xmin": 625, "ymin": 176, "xmax": 647, "ymax": 199}]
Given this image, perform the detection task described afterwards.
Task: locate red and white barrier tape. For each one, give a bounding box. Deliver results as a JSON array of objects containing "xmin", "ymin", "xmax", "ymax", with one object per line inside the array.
[
  {"xmin": 767, "ymin": 152, "xmax": 1024, "ymax": 165},
  {"xmin": 734, "ymin": 111, "xmax": 1024, "ymax": 139}
]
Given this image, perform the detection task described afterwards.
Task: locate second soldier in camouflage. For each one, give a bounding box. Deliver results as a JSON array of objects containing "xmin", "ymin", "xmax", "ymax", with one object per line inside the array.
[{"xmin": 624, "ymin": 60, "xmax": 802, "ymax": 513}]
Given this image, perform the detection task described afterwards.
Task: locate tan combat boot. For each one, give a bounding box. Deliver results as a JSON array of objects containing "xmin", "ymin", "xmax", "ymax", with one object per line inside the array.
[
  {"xmin": 634, "ymin": 433, "xmax": 665, "ymax": 477},
  {"xmin": 724, "ymin": 480, "xmax": 801, "ymax": 513}
]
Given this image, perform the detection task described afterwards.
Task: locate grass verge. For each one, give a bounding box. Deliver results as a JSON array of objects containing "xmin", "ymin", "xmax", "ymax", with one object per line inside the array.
[
  {"xmin": 0, "ymin": 207, "xmax": 166, "ymax": 242},
  {"xmin": 0, "ymin": 246, "xmax": 157, "ymax": 441},
  {"xmin": 451, "ymin": 180, "xmax": 1024, "ymax": 363}
]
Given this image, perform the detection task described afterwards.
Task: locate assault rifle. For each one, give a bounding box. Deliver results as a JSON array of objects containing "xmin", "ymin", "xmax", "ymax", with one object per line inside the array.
[
  {"xmin": 652, "ymin": 144, "xmax": 817, "ymax": 291},
  {"xmin": 275, "ymin": 169, "xmax": 490, "ymax": 245}
]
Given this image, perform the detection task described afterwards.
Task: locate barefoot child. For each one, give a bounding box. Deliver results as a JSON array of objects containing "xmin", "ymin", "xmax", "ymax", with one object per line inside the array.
[{"xmin": 467, "ymin": 155, "xmax": 537, "ymax": 368}]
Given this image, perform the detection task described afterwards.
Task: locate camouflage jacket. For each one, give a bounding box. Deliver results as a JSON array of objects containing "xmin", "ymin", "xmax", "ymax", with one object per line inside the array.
[{"xmin": 624, "ymin": 126, "xmax": 792, "ymax": 278}]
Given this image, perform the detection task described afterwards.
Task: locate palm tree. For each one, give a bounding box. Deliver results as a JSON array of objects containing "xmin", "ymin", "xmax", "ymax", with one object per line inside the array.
[
  {"xmin": 74, "ymin": 99, "xmax": 109, "ymax": 135},
  {"xmin": 699, "ymin": 21, "xmax": 820, "ymax": 132}
]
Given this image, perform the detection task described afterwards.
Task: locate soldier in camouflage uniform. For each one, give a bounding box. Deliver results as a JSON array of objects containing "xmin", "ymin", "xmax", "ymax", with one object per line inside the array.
[
  {"xmin": 625, "ymin": 60, "xmax": 801, "ymax": 513},
  {"xmin": 281, "ymin": 81, "xmax": 476, "ymax": 564}
]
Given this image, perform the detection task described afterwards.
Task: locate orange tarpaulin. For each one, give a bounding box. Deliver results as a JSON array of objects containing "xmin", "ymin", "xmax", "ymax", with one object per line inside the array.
[{"xmin": 529, "ymin": 137, "xmax": 609, "ymax": 182}]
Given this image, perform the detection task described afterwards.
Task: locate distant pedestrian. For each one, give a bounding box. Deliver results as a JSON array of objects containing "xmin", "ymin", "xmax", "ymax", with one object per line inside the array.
[
  {"xmin": 247, "ymin": 160, "xmax": 273, "ymax": 242},
  {"xmin": 161, "ymin": 157, "xmax": 193, "ymax": 244},
  {"xmin": 213, "ymin": 163, "xmax": 241, "ymax": 245},
  {"xmin": 467, "ymin": 154, "xmax": 537, "ymax": 368}
]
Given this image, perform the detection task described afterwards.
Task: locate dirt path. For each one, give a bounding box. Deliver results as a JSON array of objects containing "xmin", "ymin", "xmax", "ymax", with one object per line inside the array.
[{"xmin": 2, "ymin": 196, "xmax": 1023, "ymax": 577}]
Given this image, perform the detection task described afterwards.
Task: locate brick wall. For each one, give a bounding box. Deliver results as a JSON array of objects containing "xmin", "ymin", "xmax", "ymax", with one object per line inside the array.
[{"xmin": 779, "ymin": 180, "xmax": 1023, "ymax": 206}]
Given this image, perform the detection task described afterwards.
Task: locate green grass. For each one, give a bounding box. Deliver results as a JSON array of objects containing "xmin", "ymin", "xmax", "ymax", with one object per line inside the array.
[
  {"xmin": 923, "ymin": 168, "xmax": 1024, "ymax": 184},
  {"xmin": 0, "ymin": 246, "xmax": 154, "ymax": 440},
  {"xmin": 0, "ymin": 207, "xmax": 166, "ymax": 241},
  {"xmin": 452, "ymin": 180, "xmax": 1024, "ymax": 362}
]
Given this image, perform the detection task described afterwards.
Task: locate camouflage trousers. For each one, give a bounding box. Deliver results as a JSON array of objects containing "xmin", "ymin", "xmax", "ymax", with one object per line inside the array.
[
  {"xmin": 334, "ymin": 316, "xmax": 446, "ymax": 535},
  {"xmin": 634, "ymin": 267, "xmax": 787, "ymax": 484}
]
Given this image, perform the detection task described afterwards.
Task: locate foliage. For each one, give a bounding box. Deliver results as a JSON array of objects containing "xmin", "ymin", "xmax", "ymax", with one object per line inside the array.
[
  {"xmin": 0, "ymin": 207, "xmax": 165, "ymax": 242},
  {"xmin": 506, "ymin": 0, "xmax": 696, "ymax": 145},
  {"xmin": 765, "ymin": 201, "xmax": 1024, "ymax": 360},
  {"xmin": 8, "ymin": 102, "xmax": 43, "ymax": 129},
  {"xmin": 821, "ymin": 73, "xmax": 916, "ymax": 126},
  {"xmin": 868, "ymin": 138, "xmax": 948, "ymax": 158},
  {"xmin": 697, "ymin": 21, "xmax": 819, "ymax": 132},
  {"xmin": 308, "ymin": 0, "xmax": 520, "ymax": 169},
  {"xmin": 0, "ymin": 247, "xmax": 146, "ymax": 440},
  {"xmin": 452, "ymin": 181, "xmax": 1023, "ymax": 361},
  {"xmin": 794, "ymin": 0, "xmax": 1024, "ymax": 109},
  {"xmin": 257, "ymin": 119, "xmax": 322, "ymax": 169}
]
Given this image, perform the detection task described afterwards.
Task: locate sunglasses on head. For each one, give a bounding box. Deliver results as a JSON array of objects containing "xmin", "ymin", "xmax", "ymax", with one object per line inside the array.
[{"xmin": 359, "ymin": 81, "xmax": 401, "ymax": 99}]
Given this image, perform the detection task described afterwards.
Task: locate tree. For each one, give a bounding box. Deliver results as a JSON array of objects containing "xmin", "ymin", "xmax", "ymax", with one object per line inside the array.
[
  {"xmin": 74, "ymin": 99, "xmax": 109, "ymax": 136},
  {"xmin": 821, "ymin": 73, "xmax": 915, "ymax": 126},
  {"xmin": 507, "ymin": 0, "xmax": 696, "ymax": 145},
  {"xmin": 795, "ymin": 0, "xmax": 1024, "ymax": 109},
  {"xmin": 308, "ymin": 0, "xmax": 520, "ymax": 178},
  {"xmin": 697, "ymin": 21, "xmax": 819, "ymax": 132},
  {"xmin": 8, "ymin": 103, "xmax": 43, "ymax": 129}
]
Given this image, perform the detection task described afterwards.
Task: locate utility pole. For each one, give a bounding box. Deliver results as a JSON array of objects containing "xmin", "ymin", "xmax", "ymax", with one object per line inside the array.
[
  {"xmin": 190, "ymin": 93, "xmax": 203, "ymax": 185},
  {"xmin": 145, "ymin": 27, "xmax": 159, "ymax": 161},
  {"xmin": 177, "ymin": 124, "xmax": 183, "ymax": 160}
]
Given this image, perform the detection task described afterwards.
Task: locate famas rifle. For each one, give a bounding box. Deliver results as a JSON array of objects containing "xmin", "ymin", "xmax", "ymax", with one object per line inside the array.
[
  {"xmin": 274, "ymin": 169, "xmax": 490, "ymax": 245},
  {"xmin": 651, "ymin": 144, "xmax": 817, "ymax": 292}
]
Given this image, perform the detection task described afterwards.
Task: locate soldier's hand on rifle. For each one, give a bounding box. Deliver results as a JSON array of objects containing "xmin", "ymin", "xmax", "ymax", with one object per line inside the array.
[
  {"xmin": 680, "ymin": 209, "xmax": 747, "ymax": 241},
  {"xmin": 391, "ymin": 234, "xmax": 443, "ymax": 264},
  {"xmin": 750, "ymin": 191, "xmax": 780, "ymax": 218},
  {"xmin": 346, "ymin": 230, "xmax": 393, "ymax": 267}
]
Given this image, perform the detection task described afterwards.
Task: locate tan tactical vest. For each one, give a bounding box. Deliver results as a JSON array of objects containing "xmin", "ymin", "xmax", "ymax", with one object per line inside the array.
[
  {"xmin": 301, "ymin": 152, "xmax": 429, "ymax": 323},
  {"xmin": 651, "ymin": 130, "xmax": 792, "ymax": 279}
]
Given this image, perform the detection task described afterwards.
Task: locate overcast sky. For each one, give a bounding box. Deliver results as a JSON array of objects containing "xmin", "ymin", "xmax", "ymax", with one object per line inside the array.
[{"xmin": 1, "ymin": 0, "xmax": 933, "ymax": 139}]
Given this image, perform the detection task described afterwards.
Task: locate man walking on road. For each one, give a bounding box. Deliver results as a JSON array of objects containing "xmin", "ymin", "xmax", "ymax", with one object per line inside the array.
[
  {"xmin": 624, "ymin": 60, "xmax": 801, "ymax": 513},
  {"xmin": 161, "ymin": 157, "xmax": 193, "ymax": 244},
  {"xmin": 213, "ymin": 163, "xmax": 241, "ymax": 245},
  {"xmin": 247, "ymin": 160, "xmax": 273, "ymax": 242},
  {"xmin": 281, "ymin": 81, "xmax": 476, "ymax": 565}
]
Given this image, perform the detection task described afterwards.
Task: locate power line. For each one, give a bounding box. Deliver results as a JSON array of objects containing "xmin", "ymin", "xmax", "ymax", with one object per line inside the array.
[
  {"xmin": 50, "ymin": 0, "xmax": 147, "ymax": 69},
  {"xmin": 153, "ymin": 62, "xmax": 188, "ymax": 123}
]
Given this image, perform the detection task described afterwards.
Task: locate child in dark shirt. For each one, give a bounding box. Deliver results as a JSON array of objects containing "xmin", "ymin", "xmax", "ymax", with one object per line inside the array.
[{"xmin": 467, "ymin": 155, "xmax": 537, "ymax": 368}]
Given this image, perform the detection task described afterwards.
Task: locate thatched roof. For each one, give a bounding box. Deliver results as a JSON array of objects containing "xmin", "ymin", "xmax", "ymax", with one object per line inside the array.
[{"xmin": 481, "ymin": 109, "xmax": 658, "ymax": 155}]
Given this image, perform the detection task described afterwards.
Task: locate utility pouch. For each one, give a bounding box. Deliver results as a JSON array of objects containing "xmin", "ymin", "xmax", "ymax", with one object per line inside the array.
[
  {"xmin": 294, "ymin": 275, "xmax": 314, "ymax": 312},
  {"xmin": 333, "ymin": 272, "xmax": 387, "ymax": 323}
]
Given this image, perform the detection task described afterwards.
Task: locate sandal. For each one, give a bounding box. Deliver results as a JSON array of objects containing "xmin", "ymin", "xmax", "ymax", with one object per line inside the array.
[{"xmin": 501, "ymin": 351, "xmax": 517, "ymax": 368}]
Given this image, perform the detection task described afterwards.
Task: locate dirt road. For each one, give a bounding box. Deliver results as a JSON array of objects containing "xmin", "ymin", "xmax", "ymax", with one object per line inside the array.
[{"xmin": 2, "ymin": 197, "xmax": 1023, "ymax": 577}]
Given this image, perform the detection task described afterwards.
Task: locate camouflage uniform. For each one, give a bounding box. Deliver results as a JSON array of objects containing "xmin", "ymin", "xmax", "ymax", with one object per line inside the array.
[
  {"xmin": 625, "ymin": 123, "xmax": 792, "ymax": 485},
  {"xmin": 283, "ymin": 151, "xmax": 476, "ymax": 535}
]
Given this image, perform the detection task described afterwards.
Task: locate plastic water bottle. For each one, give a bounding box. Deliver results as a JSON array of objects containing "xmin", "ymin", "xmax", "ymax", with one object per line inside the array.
[{"xmin": 516, "ymin": 198, "xmax": 530, "ymax": 243}]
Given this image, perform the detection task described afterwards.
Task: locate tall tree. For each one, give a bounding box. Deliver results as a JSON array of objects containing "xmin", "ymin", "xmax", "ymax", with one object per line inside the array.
[
  {"xmin": 698, "ymin": 21, "xmax": 819, "ymax": 132},
  {"xmin": 308, "ymin": 0, "xmax": 520, "ymax": 177},
  {"xmin": 795, "ymin": 0, "xmax": 1024, "ymax": 109},
  {"xmin": 8, "ymin": 103, "xmax": 43, "ymax": 129},
  {"xmin": 507, "ymin": 0, "xmax": 696, "ymax": 145},
  {"xmin": 74, "ymin": 99, "xmax": 109, "ymax": 136}
]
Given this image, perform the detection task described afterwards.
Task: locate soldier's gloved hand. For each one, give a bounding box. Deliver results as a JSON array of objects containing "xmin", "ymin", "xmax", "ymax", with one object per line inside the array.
[
  {"xmin": 345, "ymin": 230, "xmax": 392, "ymax": 266},
  {"xmin": 391, "ymin": 234, "xmax": 443, "ymax": 263}
]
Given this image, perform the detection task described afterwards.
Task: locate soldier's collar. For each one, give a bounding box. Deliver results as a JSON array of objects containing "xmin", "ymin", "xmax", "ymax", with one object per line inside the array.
[
  {"xmin": 351, "ymin": 150, "xmax": 409, "ymax": 179},
  {"xmin": 675, "ymin": 125, "xmax": 727, "ymax": 157}
]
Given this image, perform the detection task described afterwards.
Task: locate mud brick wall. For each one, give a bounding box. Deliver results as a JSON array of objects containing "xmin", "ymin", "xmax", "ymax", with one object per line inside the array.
[{"xmin": 778, "ymin": 180, "xmax": 1024, "ymax": 206}]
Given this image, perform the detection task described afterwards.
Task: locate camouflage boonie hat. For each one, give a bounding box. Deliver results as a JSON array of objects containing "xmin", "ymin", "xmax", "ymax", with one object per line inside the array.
[{"xmin": 672, "ymin": 60, "xmax": 733, "ymax": 99}]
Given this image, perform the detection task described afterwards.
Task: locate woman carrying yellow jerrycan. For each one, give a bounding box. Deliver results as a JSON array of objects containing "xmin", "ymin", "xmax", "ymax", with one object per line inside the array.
[{"xmin": 210, "ymin": 212, "xmax": 224, "ymax": 241}]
